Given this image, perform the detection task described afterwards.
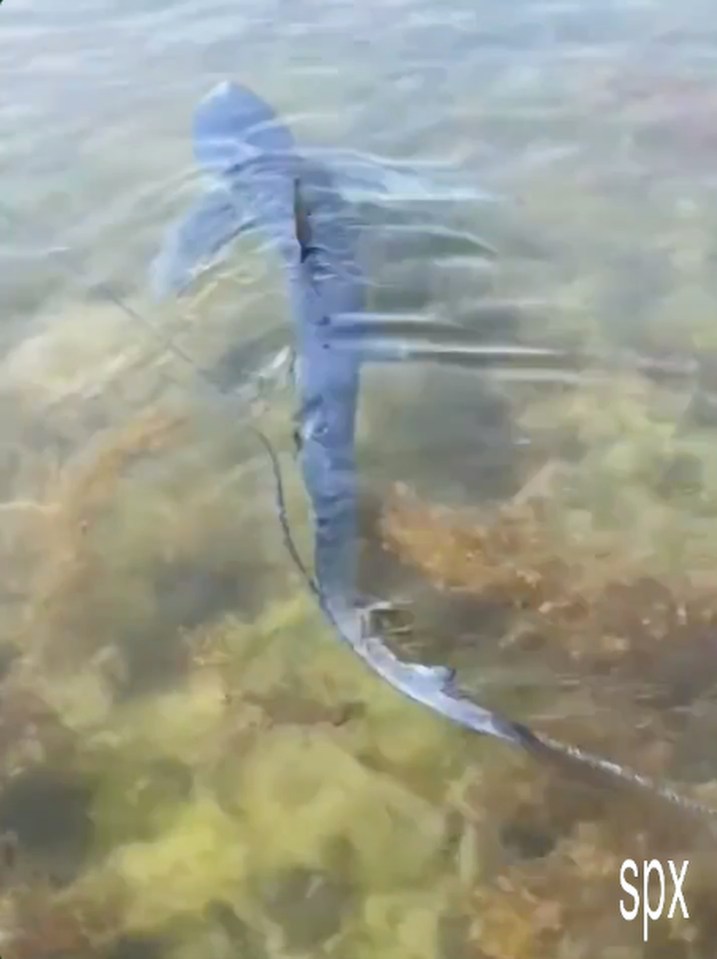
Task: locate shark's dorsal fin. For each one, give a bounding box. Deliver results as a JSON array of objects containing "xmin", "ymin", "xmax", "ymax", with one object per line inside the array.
[{"xmin": 293, "ymin": 179, "xmax": 312, "ymax": 261}]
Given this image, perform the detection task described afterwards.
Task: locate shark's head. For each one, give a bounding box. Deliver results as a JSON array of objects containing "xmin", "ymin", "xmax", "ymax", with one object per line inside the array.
[{"xmin": 192, "ymin": 81, "xmax": 297, "ymax": 178}]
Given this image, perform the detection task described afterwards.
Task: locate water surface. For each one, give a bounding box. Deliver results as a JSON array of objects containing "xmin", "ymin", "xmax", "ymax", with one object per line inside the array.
[{"xmin": 3, "ymin": 0, "xmax": 717, "ymax": 956}]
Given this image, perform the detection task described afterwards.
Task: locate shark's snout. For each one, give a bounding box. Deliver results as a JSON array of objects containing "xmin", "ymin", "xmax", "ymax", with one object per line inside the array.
[{"xmin": 192, "ymin": 81, "xmax": 296, "ymax": 176}]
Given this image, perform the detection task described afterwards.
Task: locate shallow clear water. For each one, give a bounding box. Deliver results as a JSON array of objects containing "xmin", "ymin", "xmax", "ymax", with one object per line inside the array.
[{"xmin": 4, "ymin": 0, "xmax": 717, "ymax": 956}]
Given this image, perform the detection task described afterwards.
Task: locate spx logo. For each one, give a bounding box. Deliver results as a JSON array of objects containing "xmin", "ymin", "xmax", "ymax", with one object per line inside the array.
[{"xmin": 619, "ymin": 859, "xmax": 689, "ymax": 942}]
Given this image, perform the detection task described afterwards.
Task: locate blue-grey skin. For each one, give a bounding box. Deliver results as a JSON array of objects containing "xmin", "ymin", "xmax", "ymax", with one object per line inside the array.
[
  {"xmin": 190, "ymin": 81, "xmax": 364, "ymax": 603},
  {"xmin": 152, "ymin": 80, "xmax": 529, "ymax": 748}
]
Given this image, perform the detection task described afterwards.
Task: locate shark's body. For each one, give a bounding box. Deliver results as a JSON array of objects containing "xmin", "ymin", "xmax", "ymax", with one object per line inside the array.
[
  {"xmin": 154, "ymin": 82, "xmax": 364, "ymax": 601},
  {"xmin": 152, "ymin": 80, "xmax": 522, "ymax": 745}
]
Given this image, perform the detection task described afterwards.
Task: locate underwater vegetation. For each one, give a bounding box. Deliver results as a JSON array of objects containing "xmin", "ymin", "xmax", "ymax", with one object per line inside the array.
[{"xmin": 2, "ymin": 329, "xmax": 717, "ymax": 959}]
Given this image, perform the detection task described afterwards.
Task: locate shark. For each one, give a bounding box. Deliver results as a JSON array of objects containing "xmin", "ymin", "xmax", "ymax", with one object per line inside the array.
[
  {"xmin": 151, "ymin": 79, "xmax": 540, "ymax": 743},
  {"xmin": 150, "ymin": 81, "xmax": 716, "ymax": 819}
]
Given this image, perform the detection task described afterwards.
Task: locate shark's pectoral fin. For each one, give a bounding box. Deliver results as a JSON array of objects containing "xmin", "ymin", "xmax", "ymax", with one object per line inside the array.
[
  {"xmin": 312, "ymin": 149, "xmax": 502, "ymax": 205},
  {"xmin": 150, "ymin": 187, "xmax": 254, "ymax": 299}
]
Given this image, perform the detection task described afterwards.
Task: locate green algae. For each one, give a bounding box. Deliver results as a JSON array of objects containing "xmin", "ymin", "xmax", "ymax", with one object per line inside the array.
[
  {"xmin": 5, "ymin": 323, "xmax": 717, "ymax": 959},
  {"xmin": 107, "ymin": 797, "xmax": 249, "ymax": 933}
]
